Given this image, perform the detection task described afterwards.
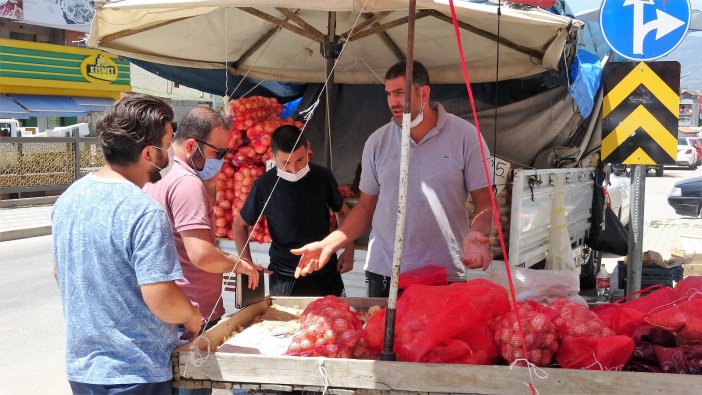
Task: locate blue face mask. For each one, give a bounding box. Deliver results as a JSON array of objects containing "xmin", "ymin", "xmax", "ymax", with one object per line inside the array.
[{"xmin": 189, "ymin": 144, "xmax": 224, "ymax": 181}]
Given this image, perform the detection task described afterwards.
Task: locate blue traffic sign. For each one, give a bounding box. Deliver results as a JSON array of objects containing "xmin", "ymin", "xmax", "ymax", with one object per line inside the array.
[{"xmin": 600, "ymin": 0, "xmax": 691, "ymax": 61}]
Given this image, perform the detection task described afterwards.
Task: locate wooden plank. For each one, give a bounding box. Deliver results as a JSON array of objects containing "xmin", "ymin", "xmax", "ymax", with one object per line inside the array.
[
  {"xmin": 238, "ymin": 7, "xmax": 323, "ymax": 43},
  {"xmin": 179, "ymin": 352, "xmax": 702, "ymax": 394},
  {"xmin": 178, "ymin": 296, "xmax": 702, "ymax": 394},
  {"xmin": 260, "ymin": 384, "xmax": 294, "ymax": 392},
  {"xmin": 428, "ymin": 10, "xmax": 542, "ymax": 62},
  {"xmin": 275, "ymin": 8, "xmax": 324, "ymax": 38},
  {"xmin": 188, "ymin": 297, "xmax": 271, "ymax": 352},
  {"xmin": 347, "ymin": 10, "xmax": 432, "ymax": 42}
]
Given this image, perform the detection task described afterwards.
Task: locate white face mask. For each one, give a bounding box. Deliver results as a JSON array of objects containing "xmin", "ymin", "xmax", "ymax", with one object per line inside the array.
[
  {"xmin": 277, "ymin": 163, "xmax": 310, "ymax": 182},
  {"xmin": 154, "ymin": 146, "xmax": 175, "ymax": 178},
  {"xmin": 408, "ymin": 93, "xmax": 426, "ymax": 128}
]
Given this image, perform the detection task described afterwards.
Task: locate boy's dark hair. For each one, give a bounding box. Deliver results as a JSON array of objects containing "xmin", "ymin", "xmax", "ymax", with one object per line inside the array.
[
  {"xmin": 96, "ymin": 94, "xmax": 173, "ymax": 166},
  {"xmin": 271, "ymin": 125, "xmax": 308, "ymax": 153},
  {"xmin": 174, "ymin": 106, "xmax": 229, "ymax": 143},
  {"xmin": 384, "ymin": 60, "xmax": 430, "ymax": 87}
]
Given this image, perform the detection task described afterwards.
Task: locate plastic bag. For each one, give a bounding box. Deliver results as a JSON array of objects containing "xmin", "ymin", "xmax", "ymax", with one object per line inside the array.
[
  {"xmin": 587, "ymin": 183, "xmax": 629, "ymax": 256},
  {"xmin": 545, "ymin": 174, "xmax": 576, "ymax": 271},
  {"xmin": 488, "ymin": 265, "xmax": 583, "ymax": 305}
]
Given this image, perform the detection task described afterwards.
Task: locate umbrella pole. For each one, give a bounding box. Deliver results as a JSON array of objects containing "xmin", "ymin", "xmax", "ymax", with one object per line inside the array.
[
  {"xmin": 323, "ymin": 12, "xmax": 338, "ymax": 169},
  {"xmin": 381, "ymin": 0, "xmax": 417, "ymax": 362}
]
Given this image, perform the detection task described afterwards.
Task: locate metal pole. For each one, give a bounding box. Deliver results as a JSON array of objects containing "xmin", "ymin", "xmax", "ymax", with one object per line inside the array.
[
  {"xmin": 626, "ymin": 165, "xmax": 645, "ymax": 297},
  {"xmin": 74, "ymin": 132, "xmax": 81, "ymax": 182},
  {"xmin": 381, "ymin": 0, "xmax": 416, "ymax": 362},
  {"xmin": 323, "ymin": 12, "xmax": 337, "ymax": 169}
]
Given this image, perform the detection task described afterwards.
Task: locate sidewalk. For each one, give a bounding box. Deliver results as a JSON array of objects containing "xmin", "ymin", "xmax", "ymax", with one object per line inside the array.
[{"xmin": 0, "ymin": 204, "xmax": 53, "ymax": 242}]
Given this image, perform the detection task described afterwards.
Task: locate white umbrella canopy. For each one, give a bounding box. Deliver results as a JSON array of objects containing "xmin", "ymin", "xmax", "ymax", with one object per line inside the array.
[{"xmin": 89, "ymin": 0, "xmax": 583, "ymax": 84}]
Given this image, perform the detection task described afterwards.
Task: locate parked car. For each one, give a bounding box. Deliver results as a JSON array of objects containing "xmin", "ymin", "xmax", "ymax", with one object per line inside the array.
[
  {"xmin": 686, "ymin": 136, "xmax": 702, "ymax": 166},
  {"xmin": 668, "ymin": 176, "xmax": 702, "ymax": 217},
  {"xmin": 677, "ymin": 137, "xmax": 698, "ymax": 169}
]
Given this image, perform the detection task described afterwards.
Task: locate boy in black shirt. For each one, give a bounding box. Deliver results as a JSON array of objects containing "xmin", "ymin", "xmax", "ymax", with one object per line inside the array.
[{"xmin": 232, "ymin": 125, "xmax": 354, "ymax": 296}]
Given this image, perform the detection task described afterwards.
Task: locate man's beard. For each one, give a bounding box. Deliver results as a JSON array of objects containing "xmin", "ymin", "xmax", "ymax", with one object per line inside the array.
[
  {"xmin": 148, "ymin": 167, "xmax": 162, "ymax": 184},
  {"xmin": 148, "ymin": 149, "xmax": 169, "ymax": 183}
]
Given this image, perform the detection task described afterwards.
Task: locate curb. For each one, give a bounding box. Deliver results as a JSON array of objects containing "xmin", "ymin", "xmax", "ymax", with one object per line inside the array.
[
  {"xmin": 0, "ymin": 226, "xmax": 52, "ymax": 242},
  {"xmin": 0, "ymin": 196, "xmax": 59, "ymax": 209}
]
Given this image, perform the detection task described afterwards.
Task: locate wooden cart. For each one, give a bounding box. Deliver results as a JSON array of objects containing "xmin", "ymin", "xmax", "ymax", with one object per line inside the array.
[{"xmin": 173, "ymin": 296, "xmax": 700, "ymax": 394}]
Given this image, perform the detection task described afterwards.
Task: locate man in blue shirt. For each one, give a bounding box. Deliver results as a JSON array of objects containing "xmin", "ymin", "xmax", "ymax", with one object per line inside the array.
[{"xmin": 52, "ymin": 94, "xmax": 202, "ymax": 395}]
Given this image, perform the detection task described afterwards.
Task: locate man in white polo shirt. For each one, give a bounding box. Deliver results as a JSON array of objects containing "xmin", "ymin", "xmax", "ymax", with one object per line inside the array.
[{"xmin": 291, "ymin": 60, "xmax": 495, "ymax": 297}]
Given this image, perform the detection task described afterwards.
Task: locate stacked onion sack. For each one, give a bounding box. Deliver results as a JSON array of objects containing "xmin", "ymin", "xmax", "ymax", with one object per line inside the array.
[
  {"xmin": 213, "ymin": 96, "xmax": 304, "ymax": 241},
  {"xmin": 286, "ymin": 296, "xmax": 365, "ymax": 358}
]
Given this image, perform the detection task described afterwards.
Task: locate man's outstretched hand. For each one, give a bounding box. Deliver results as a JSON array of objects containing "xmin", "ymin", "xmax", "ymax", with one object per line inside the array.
[
  {"xmin": 290, "ymin": 241, "xmax": 336, "ymax": 278},
  {"xmin": 460, "ymin": 230, "xmax": 491, "ymax": 270}
]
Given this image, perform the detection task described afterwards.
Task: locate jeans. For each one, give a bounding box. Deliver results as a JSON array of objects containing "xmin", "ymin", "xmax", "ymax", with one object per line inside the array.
[
  {"xmin": 69, "ymin": 381, "xmax": 175, "ymax": 395},
  {"xmin": 269, "ymin": 270, "xmax": 345, "ymax": 297}
]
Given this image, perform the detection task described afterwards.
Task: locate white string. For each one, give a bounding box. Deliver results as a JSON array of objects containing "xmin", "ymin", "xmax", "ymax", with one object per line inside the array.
[
  {"xmin": 182, "ymin": 334, "xmax": 212, "ymax": 377},
  {"xmin": 647, "ymin": 288, "xmax": 702, "ymax": 316},
  {"xmin": 338, "ymin": 56, "xmax": 358, "ymax": 71},
  {"xmin": 228, "ymin": 19, "xmax": 285, "ymax": 99},
  {"xmin": 509, "ymin": 359, "xmax": 548, "ymax": 395},
  {"xmin": 298, "ymin": 98, "xmax": 321, "ymax": 121},
  {"xmin": 580, "ymin": 351, "xmax": 626, "ymax": 372},
  {"xmin": 318, "ymin": 357, "xmax": 331, "ymax": 395},
  {"xmin": 359, "ymin": 56, "xmax": 384, "ymax": 84},
  {"xmin": 581, "ymin": 352, "xmax": 605, "ymax": 371},
  {"xmin": 563, "ymin": 47, "xmax": 571, "ymax": 89},
  {"xmin": 225, "ymin": 10, "xmax": 229, "ymax": 98},
  {"xmin": 189, "ymin": 336, "xmax": 212, "ymax": 367}
]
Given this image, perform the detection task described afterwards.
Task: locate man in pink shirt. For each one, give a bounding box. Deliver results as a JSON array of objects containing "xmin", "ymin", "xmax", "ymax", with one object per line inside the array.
[{"xmin": 144, "ymin": 107, "xmax": 262, "ymax": 352}]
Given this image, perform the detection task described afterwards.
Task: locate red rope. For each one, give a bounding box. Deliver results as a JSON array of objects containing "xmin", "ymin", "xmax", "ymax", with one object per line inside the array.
[{"xmin": 446, "ymin": 1, "xmax": 535, "ymax": 393}]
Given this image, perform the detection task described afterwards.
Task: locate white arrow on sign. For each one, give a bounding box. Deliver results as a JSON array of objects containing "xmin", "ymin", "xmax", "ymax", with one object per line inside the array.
[{"xmin": 623, "ymin": 0, "xmax": 685, "ymax": 55}]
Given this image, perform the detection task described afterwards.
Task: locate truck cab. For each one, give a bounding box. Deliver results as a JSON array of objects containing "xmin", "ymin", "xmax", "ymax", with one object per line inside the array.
[{"xmin": 0, "ymin": 118, "xmax": 21, "ymax": 137}]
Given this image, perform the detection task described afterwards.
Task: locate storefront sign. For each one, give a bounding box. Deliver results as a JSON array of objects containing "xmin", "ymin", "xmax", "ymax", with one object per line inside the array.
[
  {"xmin": 81, "ymin": 54, "xmax": 119, "ymax": 83},
  {"xmin": 0, "ymin": 38, "xmax": 130, "ymax": 99}
]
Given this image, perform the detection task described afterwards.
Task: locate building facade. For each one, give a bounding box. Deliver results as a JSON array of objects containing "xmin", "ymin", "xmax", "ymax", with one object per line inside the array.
[{"xmin": 1, "ymin": 1, "xmax": 218, "ymax": 135}]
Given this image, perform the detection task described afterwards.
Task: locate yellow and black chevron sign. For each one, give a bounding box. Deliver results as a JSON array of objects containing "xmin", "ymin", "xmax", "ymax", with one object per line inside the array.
[{"xmin": 601, "ymin": 61, "xmax": 680, "ymax": 165}]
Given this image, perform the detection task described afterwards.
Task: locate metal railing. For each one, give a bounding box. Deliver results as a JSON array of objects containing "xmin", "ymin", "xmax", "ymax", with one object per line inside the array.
[{"xmin": 0, "ymin": 136, "xmax": 104, "ymax": 196}]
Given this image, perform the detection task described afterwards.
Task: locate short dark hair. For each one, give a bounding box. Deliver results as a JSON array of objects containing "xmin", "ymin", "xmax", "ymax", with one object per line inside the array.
[
  {"xmin": 174, "ymin": 107, "xmax": 229, "ymax": 143},
  {"xmin": 271, "ymin": 125, "xmax": 307, "ymax": 153},
  {"xmin": 96, "ymin": 94, "xmax": 173, "ymax": 166},
  {"xmin": 384, "ymin": 60, "xmax": 430, "ymax": 87}
]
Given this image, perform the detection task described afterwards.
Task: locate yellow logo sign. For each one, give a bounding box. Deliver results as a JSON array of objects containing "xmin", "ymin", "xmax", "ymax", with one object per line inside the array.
[
  {"xmin": 81, "ymin": 54, "xmax": 119, "ymax": 83},
  {"xmin": 601, "ymin": 61, "xmax": 679, "ymax": 165}
]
